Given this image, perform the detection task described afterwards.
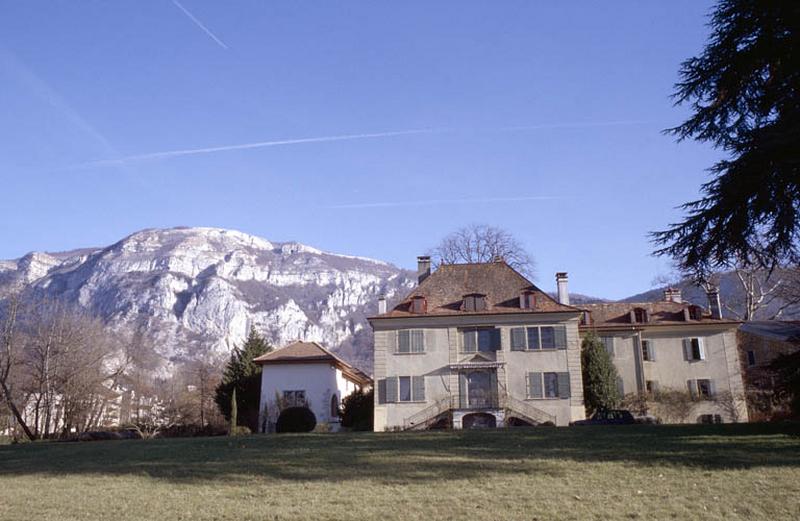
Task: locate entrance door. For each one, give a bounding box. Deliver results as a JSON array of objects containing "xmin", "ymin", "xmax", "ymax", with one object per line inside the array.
[{"xmin": 459, "ymin": 370, "xmax": 498, "ymax": 408}]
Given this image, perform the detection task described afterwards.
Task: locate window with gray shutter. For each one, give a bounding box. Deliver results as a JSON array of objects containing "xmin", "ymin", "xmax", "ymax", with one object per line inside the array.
[
  {"xmin": 687, "ymin": 379, "xmax": 697, "ymax": 399},
  {"xmin": 540, "ymin": 327, "xmax": 556, "ymax": 349},
  {"xmin": 510, "ymin": 327, "xmax": 526, "ymax": 351},
  {"xmin": 527, "ymin": 327, "xmax": 540, "ymax": 350},
  {"xmin": 528, "ymin": 372, "xmax": 543, "ymax": 399},
  {"xmin": 386, "ymin": 376, "xmax": 398, "ymax": 402},
  {"xmin": 398, "ymin": 376, "xmax": 412, "ymax": 402},
  {"xmin": 398, "ymin": 330, "xmax": 410, "ymax": 353},
  {"xmin": 601, "ymin": 337, "xmax": 615, "ymax": 357},
  {"xmin": 544, "ymin": 372, "xmax": 559, "ymax": 398},
  {"xmin": 410, "ymin": 330, "xmax": 425, "ymax": 353},
  {"xmin": 412, "ymin": 376, "xmax": 425, "ymax": 401},
  {"xmin": 557, "ymin": 372, "xmax": 571, "ymax": 398},
  {"xmin": 554, "ymin": 326, "xmax": 567, "ymax": 350}
]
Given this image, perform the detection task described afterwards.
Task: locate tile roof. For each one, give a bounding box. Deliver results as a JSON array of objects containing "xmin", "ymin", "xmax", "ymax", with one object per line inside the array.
[
  {"xmin": 739, "ymin": 321, "xmax": 800, "ymax": 343},
  {"xmin": 581, "ymin": 301, "xmax": 740, "ymax": 328},
  {"xmin": 372, "ymin": 260, "xmax": 579, "ymax": 319},
  {"xmin": 253, "ymin": 341, "xmax": 372, "ymax": 385}
]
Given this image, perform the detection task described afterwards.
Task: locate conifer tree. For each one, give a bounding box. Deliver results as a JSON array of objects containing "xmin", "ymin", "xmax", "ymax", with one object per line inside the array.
[
  {"xmin": 581, "ymin": 333, "xmax": 621, "ymax": 414},
  {"xmin": 229, "ymin": 388, "xmax": 238, "ymax": 435},
  {"xmin": 214, "ymin": 326, "xmax": 271, "ymax": 431}
]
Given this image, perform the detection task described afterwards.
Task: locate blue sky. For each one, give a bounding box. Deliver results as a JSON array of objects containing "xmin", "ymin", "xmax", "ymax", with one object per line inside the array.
[{"xmin": 0, "ymin": 1, "xmax": 719, "ymax": 299}]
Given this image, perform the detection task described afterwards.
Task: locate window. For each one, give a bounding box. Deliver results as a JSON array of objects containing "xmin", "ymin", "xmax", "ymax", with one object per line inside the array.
[
  {"xmin": 688, "ymin": 305, "xmax": 703, "ymax": 321},
  {"xmin": 688, "ymin": 378, "xmax": 715, "ymax": 399},
  {"xmin": 283, "ymin": 390, "xmax": 306, "ymax": 407},
  {"xmin": 463, "ymin": 294, "xmax": 487, "ymax": 312},
  {"xmin": 520, "ymin": 291, "xmax": 536, "ymax": 310},
  {"xmin": 410, "ymin": 296, "xmax": 427, "ymax": 314},
  {"xmin": 684, "ymin": 338, "xmax": 706, "ymax": 361},
  {"xmin": 527, "ymin": 372, "xmax": 570, "ymax": 399},
  {"xmin": 462, "ymin": 328, "xmax": 501, "ymax": 352},
  {"xmin": 645, "ymin": 380, "xmax": 660, "ymax": 394},
  {"xmin": 747, "ymin": 350, "xmax": 756, "ymax": 367},
  {"xmin": 697, "ymin": 414, "xmax": 722, "ymax": 424},
  {"xmin": 397, "ymin": 330, "xmax": 425, "ymax": 353},
  {"xmin": 600, "ymin": 337, "xmax": 615, "ymax": 357},
  {"xmin": 509, "ymin": 326, "xmax": 567, "ymax": 351},
  {"xmin": 641, "ymin": 340, "xmax": 654, "ymax": 361},
  {"xmin": 330, "ymin": 394, "xmax": 339, "ymax": 417},
  {"xmin": 632, "ymin": 308, "xmax": 649, "ymax": 323},
  {"xmin": 399, "ymin": 377, "xmax": 412, "ymax": 402},
  {"xmin": 377, "ymin": 376, "xmax": 425, "ymax": 403}
]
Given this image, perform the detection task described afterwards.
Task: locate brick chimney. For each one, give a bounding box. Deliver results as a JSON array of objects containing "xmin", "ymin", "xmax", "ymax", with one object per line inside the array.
[
  {"xmin": 556, "ymin": 272, "xmax": 569, "ymax": 305},
  {"xmin": 417, "ymin": 255, "xmax": 431, "ymax": 284},
  {"xmin": 663, "ymin": 287, "xmax": 682, "ymax": 303},
  {"xmin": 707, "ymin": 287, "xmax": 722, "ymax": 319}
]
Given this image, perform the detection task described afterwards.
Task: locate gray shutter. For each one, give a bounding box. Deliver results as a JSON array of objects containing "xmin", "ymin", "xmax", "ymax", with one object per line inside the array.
[
  {"xmin": 377, "ymin": 379, "xmax": 387, "ymax": 404},
  {"xmin": 683, "ymin": 339, "xmax": 692, "ymax": 361},
  {"xmin": 459, "ymin": 372, "xmax": 468, "ymax": 408},
  {"xmin": 491, "ymin": 328, "xmax": 502, "ymax": 351},
  {"xmin": 708, "ymin": 379, "xmax": 716, "ymax": 398},
  {"xmin": 557, "ymin": 372, "xmax": 571, "ymax": 398},
  {"xmin": 651, "ymin": 380, "xmax": 660, "ymax": 393},
  {"xmin": 698, "ymin": 338, "xmax": 706, "ymax": 360},
  {"xmin": 510, "ymin": 328, "xmax": 526, "ymax": 351},
  {"xmin": 387, "ymin": 330, "xmax": 398, "ymax": 353},
  {"xmin": 528, "ymin": 372, "xmax": 543, "ymax": 399},
  {"xmin": 616, "ymin": 376, "xmax": 625, "ymax": 396},
  {"xmin": 603, "ymin": 337, "xmax": 615, "ymax": 357},
  {"xmin": 463, "ymin": 330, "xmax": 477, "ymax": 352},
  {"xmin": 398, "ymin": 330, "xmax": 410, "ymax": 353},
  {"xmin": 687, "ymin": 379, "xmax": 697, "ymax": 399},
  {"xmin": 649, "ymin": 341, "xmax": 656, "ymax": 361},
  {"xmin": 386, "ymin": 376, "xmax": 398, "ymax": 403},
  {"xmin": 555, "ymin": 326, "xmax": 567, "ymax": 350},
  {"xmin": 412, "ymin": 376, "xmax": 425, "ymax": 402}
]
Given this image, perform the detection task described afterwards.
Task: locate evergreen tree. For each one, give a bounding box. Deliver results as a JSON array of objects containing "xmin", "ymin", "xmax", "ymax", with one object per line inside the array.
[
  {"xmin": 229, "ymin": 388, "xmax": 238, "ymax": 435},
  {"xmin": 214, "ymin": 326, "xmax": 271, "ymax": 431},
  {"xmin": 652, "ymin": 1, "xmax": 800, "ymax": 274},
  {"xmin": 581, "ymin": 333, "xmax": 621, "ymax": 414}
]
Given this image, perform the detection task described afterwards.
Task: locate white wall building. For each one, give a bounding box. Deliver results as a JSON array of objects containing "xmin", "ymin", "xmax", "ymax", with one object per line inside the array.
[{"xmin": 255, "ymin": 341, "xmax": 372, "ymax": 432}]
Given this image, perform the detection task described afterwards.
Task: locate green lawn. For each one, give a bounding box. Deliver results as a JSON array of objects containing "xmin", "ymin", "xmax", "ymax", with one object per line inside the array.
[{"xmin": 1, "ymin": 424, "xmax": 799, "ymax": 521}]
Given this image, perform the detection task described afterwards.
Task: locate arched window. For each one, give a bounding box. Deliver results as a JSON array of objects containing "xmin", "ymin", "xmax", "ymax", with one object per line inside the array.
[{"xmin": 330, "ymin": 394, "xmax": 340, "ymax": 418}]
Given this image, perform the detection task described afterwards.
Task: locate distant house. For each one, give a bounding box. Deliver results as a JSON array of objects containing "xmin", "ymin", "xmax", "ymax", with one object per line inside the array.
[
  {"xmin": 369, "ymin": 257, "xmax": 586, "ymax": 430},
  {"xmin": 254, "ymin": 341, "xmax": 372, "ymax": 432},
  {"xmin": 738, "ymin": 321, "xmax": 800, "ymax": 420},
  {"xmin": 581, "ymin": 287, "xmax": 749, "ymax": 424}
]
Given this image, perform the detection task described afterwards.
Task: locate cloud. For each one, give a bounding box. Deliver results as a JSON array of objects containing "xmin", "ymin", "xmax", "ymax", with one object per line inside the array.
[
  {"xmin": 79, "ymin": 128, "xmax": 440, "ymax": 168},
  {"xmin": 171, "ymin": 0, "xmax": 229, "ymax": 50},
  {"xmin": 75, "ymin": 119, "xmax": 650, "ymax": 170},
  {"xmin": 326, "ymin": 196, "xmax": 569, "ymax": 210}
]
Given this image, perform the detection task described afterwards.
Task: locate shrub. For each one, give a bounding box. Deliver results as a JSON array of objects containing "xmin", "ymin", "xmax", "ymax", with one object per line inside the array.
[
  {"xmin": 339, "ymin": 388, "xmax": 373, "ymax": 431},
  {"xmin": 581, "ymin": 333, "xmax": 621, "ymax": 414},
  {"xmin": 276, "ymin": 407, "xmax": 316, "ymax": 433}
]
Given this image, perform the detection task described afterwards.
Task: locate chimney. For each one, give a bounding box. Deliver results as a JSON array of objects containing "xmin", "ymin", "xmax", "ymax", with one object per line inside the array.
[
  {"xmin": 556, "ymin": 272, "xmax": 569, "ymax": 306},
  {"xmin": 663, "ymin": 287, "xmax": 682, "ymax": 303},
  {"xmin": 377, "ymin": 295, "xmax": 387, "ymax": 315},
  {"xmin": 707, "ymin": 287, "xmax": 722, "ymax": 319},
  {"xmin": 417, "ymin": 255, "xmax": 431, "ymax": 284}
]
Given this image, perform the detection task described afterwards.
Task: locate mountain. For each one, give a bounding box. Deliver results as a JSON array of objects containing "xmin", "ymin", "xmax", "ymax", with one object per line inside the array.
[{"xmin": 0, "ymin": 227, "xmax": 415, "ymax": 373}]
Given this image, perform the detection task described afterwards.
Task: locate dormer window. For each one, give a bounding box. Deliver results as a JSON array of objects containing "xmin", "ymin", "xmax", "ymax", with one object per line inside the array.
[
  {"xmin": 520, "ymin": 290, "xmax": 536, "ymax": 310},
  {"xmin": 631, "ymin": 307, "xmax": 649, "ymax": 324},
  {"xmin": 686, "ymin": 305, "xmax": 703, "ymax": 321},
  {"xmin": 580, "ymin": 311, "xmax": 591, "ymax": 326},
  {"xmin": 462, "ymin": 293, "xmax": 487, "ymax": 312},
  {"xmin": 410, "ymin": 296, "xmax": 427, "ymax": 314}
]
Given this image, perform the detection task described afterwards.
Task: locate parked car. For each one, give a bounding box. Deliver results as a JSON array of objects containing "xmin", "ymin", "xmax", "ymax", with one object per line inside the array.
[{"xmin": 570, "ymin": 409, "xmax": 659, "ymax": 426}]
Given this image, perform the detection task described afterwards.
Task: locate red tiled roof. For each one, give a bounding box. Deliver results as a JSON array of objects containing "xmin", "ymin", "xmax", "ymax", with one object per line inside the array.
[
  {"xmin": 371, "ymin": 261, "xmax": 580, "ymax": 319},
  {"xmin": 254, "ymin": 341, "xmax": 372, "ymax": 385},
  {"xmin": 580, "ymin": 301, "xmax": 740, "ymax": 328}
]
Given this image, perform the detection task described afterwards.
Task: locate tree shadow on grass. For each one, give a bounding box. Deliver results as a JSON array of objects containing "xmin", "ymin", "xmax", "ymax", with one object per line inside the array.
[{"xmin": 0, "ymin": 423, "xmax": 798, "ymax": 484}]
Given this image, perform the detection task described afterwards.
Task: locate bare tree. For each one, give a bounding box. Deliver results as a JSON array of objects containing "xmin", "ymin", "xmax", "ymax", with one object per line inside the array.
[
  {"xmin": 0, "ymin": 294, "xmax": 35, "ymax": 440},
  {"xmin": 430, "ymin": 224, "xmax": 535, "ymax": 277}
]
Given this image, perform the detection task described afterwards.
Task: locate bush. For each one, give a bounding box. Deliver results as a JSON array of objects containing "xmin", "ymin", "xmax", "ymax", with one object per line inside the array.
[
  {"xmin": 157, "ymin": 423, "xmax": 228, "ymax": 438},
  {"xmin": 229, "ymin": 425, "xmax": 251, "ymax": 436},
  {"xmin": 340, "ymin": 388, "xmax": 373, "ymax": 431},
  {"xmin": 276, "ymin": 407, "xmax": 316, "ymax": 433}
]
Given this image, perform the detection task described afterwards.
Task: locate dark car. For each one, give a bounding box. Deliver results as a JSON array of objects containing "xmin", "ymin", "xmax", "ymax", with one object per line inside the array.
[{"xmin": 571, "ymin": 409, "xmax": 640, "ymax": 426}]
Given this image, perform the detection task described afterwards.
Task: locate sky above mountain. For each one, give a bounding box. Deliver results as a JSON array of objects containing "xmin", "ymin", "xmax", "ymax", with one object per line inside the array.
[{"xmin": 0, "ymin": 1, "xmax": 720, "ymax": 299}]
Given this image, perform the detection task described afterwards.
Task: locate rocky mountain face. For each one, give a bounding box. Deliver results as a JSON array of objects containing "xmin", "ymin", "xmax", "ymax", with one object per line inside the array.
[{"xmin": 0, "ymin": 227, "xmax": 415, "ymax": 373}]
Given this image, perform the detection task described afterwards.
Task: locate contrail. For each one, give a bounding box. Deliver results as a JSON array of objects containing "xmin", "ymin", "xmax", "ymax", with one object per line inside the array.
[
  {"xmin": 76, "ymin": 119, "xmax": 648, "ymax": 169},
  {"xmin": 81, "ymin": 128, "xmax": 441, "ymax": 167},
  {"xmin": 171, "ymin": 0, "xmax": 229, "ymax": 50},
  {"xmin": 326, "ymin": 196, "xmax": 569, "ymax": 210}
]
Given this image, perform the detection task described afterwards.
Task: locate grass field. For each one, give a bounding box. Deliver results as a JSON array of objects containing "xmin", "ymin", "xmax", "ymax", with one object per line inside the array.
[{"xmin": 1, "ymin": 424, "xmax": 799, "ymax": 521}]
